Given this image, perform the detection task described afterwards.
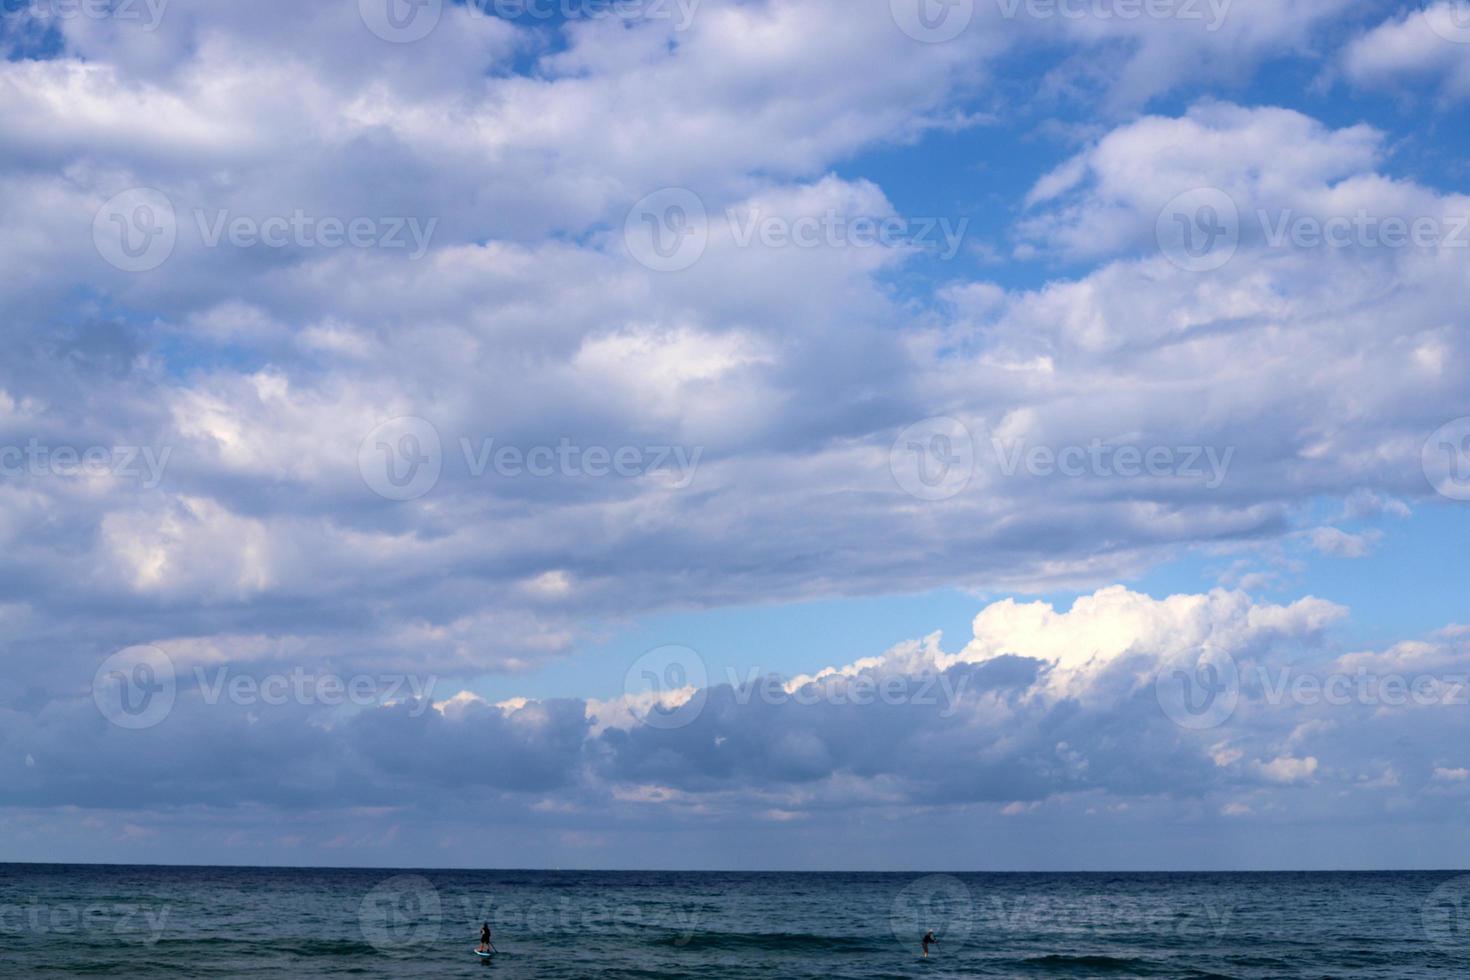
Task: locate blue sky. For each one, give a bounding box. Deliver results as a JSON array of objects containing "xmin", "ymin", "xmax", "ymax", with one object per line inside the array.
[{"xmin": 2, "ymin": 0, "xmax": 1470, "ymax": 870}]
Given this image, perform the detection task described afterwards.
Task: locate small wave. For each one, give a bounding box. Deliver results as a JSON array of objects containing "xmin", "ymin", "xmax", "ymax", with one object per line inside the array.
[
  {"xmin": 1014, "ymin": 953, "xmax": 1157, "ymax": 973},
  {"xmin": 272, "ymin": 938, "xmax": 376, "ymax": 958},
  {"xmin": 144, "ymin": 936, "xmax": 371, "ymax": 959},
  {"xmin": 652, "ymin": 930, "xmax": 878, "ymax": 954}
]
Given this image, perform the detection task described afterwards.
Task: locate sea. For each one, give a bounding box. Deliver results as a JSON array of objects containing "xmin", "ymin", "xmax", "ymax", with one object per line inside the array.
[{"xmin": 2, "ymin": 865, "xmax": 1468, "ymax": 977}]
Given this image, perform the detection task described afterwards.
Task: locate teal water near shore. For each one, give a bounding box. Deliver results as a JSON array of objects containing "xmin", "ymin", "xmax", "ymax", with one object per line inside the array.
[{"xmin": 3, "ymin": 865, "xmax": 1467, "ymax": 977}]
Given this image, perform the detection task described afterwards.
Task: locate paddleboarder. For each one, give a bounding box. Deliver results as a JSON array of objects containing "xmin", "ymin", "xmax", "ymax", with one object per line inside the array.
[
  {"xmin": 478, "ymin": 921, "xmax": 492, "ymax": 954},
  {"xmin": 921, "ymin": 930, "xmax": 938, "ymax": 958}
]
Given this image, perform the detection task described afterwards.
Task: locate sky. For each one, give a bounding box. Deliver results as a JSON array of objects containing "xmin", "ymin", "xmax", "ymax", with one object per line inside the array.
[{"xmin": 1, "ymin": 0, "xmax": 1469, "ymax": 871}]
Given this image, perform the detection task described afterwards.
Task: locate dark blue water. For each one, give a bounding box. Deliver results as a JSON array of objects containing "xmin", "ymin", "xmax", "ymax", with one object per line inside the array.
[{"xmin": 3, "ymin": 865, "xmax": 1469, "ymax": 977}]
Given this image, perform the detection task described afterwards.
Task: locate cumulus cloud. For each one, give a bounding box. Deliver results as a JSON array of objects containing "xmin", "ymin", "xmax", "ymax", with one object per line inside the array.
[
  {"xmin": 0, "ymin": 0, "xmax": 1464, "ymax": 865},
  {"xmin": 3, "ymin": 84, "xmax": 1464, "ymax": 697},
  {"xmin": 6, "ymin": 586, "xmax": 1467, "ymax": 855},
  {"xmin": 1343, "ymin": 4, "xmax": 1470, "ymax": 100}
]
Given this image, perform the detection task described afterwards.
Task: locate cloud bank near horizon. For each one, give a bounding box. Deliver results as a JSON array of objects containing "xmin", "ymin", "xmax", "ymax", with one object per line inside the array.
[{"xmin": 10, "ymin": 585, "xmax": 1470, "ymax": 868}]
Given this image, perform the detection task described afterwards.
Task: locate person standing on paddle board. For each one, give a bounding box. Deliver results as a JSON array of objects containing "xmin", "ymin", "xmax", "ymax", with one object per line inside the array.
[
  {"xmin": 478, "ymin": 921, "xmax": 492, "ymax": 953},
  {"xmin": 921, "ymin": 930, "xmax": 938, "ymax": 958}
]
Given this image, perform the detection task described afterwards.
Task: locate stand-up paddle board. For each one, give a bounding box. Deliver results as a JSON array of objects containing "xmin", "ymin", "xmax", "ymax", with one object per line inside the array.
[{"xmin": 475, "ymin": 949, "xmax": 492, "ymax": 958}]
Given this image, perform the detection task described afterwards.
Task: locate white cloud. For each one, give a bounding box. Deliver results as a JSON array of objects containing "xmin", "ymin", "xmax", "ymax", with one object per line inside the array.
[
  {"xmin": 1308, "ymin": 527, "xmax": 1382, "ymax": 559},
  {"xmin": 1254, "ymin": 754, "xmax": 1319, "ymax": 784},
  {"xmin": 1019, "ymin": 102, "xmax": 1383, "ymax": 262},
  {"xmin": 1343, "ymin": 4, "xmax": 1470, "ymax": 100}
]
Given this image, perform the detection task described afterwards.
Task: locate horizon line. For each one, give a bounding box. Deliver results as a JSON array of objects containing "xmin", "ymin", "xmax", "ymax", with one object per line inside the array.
[{"xmin": 2, "ymin": 859, "xmax": 1466, "ymax": 875}]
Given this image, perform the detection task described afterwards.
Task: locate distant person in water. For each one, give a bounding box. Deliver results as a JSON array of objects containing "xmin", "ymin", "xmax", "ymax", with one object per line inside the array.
[
  {"xmin": 478, "ymin": 922, "xmax": 492, "ymax": 953},
  {"xmin": 921, "ymin": 930, "xmax": 938, "ymax": 958}
]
